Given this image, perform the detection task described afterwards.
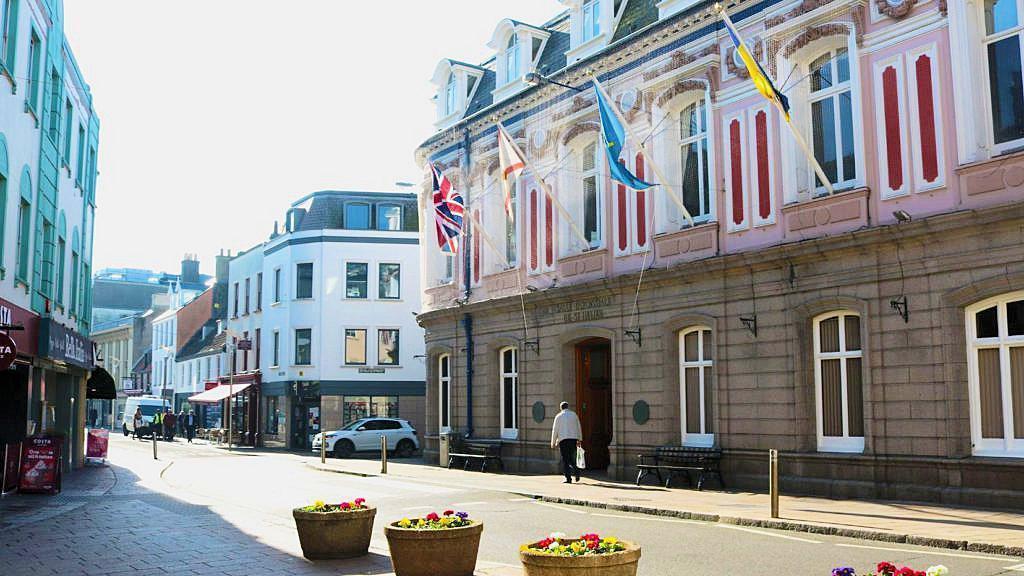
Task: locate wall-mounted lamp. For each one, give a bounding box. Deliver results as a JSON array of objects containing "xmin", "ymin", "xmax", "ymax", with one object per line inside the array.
[
  {"xmin": 525, "ymin": 285, "xmax": 538, "ymax": 292},
  {"xmin": 524, "ymin": 71, "xmax": 585, "ymax": 93},
  {"xmin": 625, "ymin": 329, "xmax": 643, "ymax": 347},
  {"xmin": 893, "ymin": 210, "xmax": 912, "ymax": 223},
  {"xmin": 740, "ymin": 315, "xmax": 758, "ymax": 337},
  {"xmin": 891, "ymin": 295, "xmax": 909, "ymax": 323}
]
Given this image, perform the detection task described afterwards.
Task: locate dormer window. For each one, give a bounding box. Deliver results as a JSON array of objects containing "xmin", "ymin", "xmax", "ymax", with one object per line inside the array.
[
  {"xmin": 504, "ymin": 34, "xmax": 520, "ymax": 85},
  {"xmin": 444, "ymin": 74, "xmax": 457, "ymax": 116},
  {"xmin": 583, "ymin": 0, "xmax": 600, "ymax": 41}
]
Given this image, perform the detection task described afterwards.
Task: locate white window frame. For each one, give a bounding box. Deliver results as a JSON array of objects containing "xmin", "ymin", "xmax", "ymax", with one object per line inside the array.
[
  {"xmin": 378, "ymin": 262, "xmax": 401, "ymax": 300},
  {"xmin": 377, "ymin": 328, "xmax": 400, "ymax": 366},
  {"xmin": 271, "ymin": 329, "xmax": 280, "ymax": 368},
  {"xmin": 655, "ymin": 88, "xmax": 715, "ymax": 233},
  {"xmin": 272, "ymin": 267, "xmax": 282, "ymax": 303},
  {"xmin": 807, "ymin": 48, "xmax": 857, "ymax": 194},
  {"xmin": 813, "ymin": 311, "xmax": 865, "ymax": 453},
  {"xmin": 438, "ymin": 354, "xmax": 451, "ymax": 433},
  {"xmin": 566, "ymin": 139, "xmax": 603, "ymax": 252},
  {"xmin": 504, "ymin": 180, "xmax": 519, "ymax": 267},
  {"xmin": 965, "ymin": 291, "xmax": 1024, "ymax": 457},
  {"xmin": 582, "ymin": 0, "xmax": 600, "ymax": 42},
  {"xmin": 377, "ymin": 203, "xmax": 403, "ymax": 231},
  {"xmin": 980, "ymin": 0, "xmax": 1024, "ymax": 155},
  {"xmin": 499, "ymin": 345, "xmax": 519, "ymax": 439},
  {"xmin": 504, "ymin": 33, "xmax": 520, "ymax": 85},
  {"xmin": 345, "ymin": 260, "xmax": 369, "ymax": 300},
  {"xmin": 445, "ymin": 73, "xmax": 457, "ymax": 116},
  {"xmin": 679, "ymin": 326, "xmax": 714, "ymax": 447},
  {"xmin": 344, "ymin": 327, "xmax": 368, "ymax": 366},
  {"xmin": 293, "ymin": 327, "xmax": 313, "ymax": 367}
]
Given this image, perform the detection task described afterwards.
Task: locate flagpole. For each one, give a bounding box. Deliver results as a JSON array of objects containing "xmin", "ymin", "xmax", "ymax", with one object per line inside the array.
[
  {"xmin": 465, "ymin": 208, "xmax": 513, "ymax": 271},
  {"xmin": 592, "ymin": 79, "xmax": 694, "ymax": 227},
  {"xmin": 497, "ymin": 122, "xmax": 593, "ymax": 250},
  {"xmin": 715, "ymin": 4, "xmax": 835, "ymax": 196}
]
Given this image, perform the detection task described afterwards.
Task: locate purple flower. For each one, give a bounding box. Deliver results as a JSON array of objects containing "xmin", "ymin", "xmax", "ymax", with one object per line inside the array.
[
  {"xmin": 455, "ymin": 511, "xmax": 469, "ymax": 520},
  {"xmin": 832, "ymin": 568, "xmax": 856, "ymax": 576}
]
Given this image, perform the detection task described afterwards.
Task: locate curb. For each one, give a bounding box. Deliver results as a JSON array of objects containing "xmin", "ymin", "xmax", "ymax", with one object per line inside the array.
[{"xmin": 304, "ymin": 462, "xmax": 1024, "ymax": 559}]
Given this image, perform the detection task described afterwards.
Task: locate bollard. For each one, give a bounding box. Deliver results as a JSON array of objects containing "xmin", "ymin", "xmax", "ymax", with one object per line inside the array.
[
  {"xmin": 152, "ymin": 427, "xmax": 158, "ymax": 460},
  {"xmin": 380, "ymin": 435, "xmax": 388, "ymax": 474},
  {"xmin": 320, "ymin": 430, "xmax": 326, "ymax": 464},
  {"xmin": 769, "ymin": 449, "xmax": 779, "ymax": 519}
]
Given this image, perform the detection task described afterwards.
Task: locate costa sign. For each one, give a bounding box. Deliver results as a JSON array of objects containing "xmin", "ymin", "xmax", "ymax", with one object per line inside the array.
[{"xmin": 0, "ymin": 332, "xmax": 15, "ymax": 371}]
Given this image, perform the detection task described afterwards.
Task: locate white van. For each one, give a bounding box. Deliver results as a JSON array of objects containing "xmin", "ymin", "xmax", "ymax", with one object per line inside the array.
[{"xmin": 122, "ymin": 396, "xmax": 167, "ymax": 437}]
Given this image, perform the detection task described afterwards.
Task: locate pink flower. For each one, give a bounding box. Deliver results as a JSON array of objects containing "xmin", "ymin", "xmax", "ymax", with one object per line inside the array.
[
  {"xmin": 340, "ymin": 502, "xmax": 351, "ymax": 510},
  {"xmin": 354, "ymin": 498, "xmax": 365, "ymax": 505}
]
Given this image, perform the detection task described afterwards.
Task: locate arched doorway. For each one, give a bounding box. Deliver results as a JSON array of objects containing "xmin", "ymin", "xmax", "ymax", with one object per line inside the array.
[{"xmin": 575, "ymin": 338, "xmax": 612, "ymax": 470}]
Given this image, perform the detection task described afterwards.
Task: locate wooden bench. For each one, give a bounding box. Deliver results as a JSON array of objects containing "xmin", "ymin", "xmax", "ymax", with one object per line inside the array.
[
  {"xmin": 447, "ymin": 437, "xmax": 504, "ymax": 472},
  {"xmin": 636, "ymin": 446, "xmax": 723, "ymax": 490}
]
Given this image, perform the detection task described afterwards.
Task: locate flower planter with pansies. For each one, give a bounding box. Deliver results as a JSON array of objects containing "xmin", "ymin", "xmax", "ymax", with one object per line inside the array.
[
  {"xmin": 292, "ymin": 498, "xmax": 375, "ymax": 560},
  {"xmin": 385, "ymin": 510, "xmax": 482, "ymax": 576},
  {"xmin": 832, "ymin": 562, "xmax": 949, "ymax": 576},
  {"xmin": 519, "ymin": 533, "xmax": 641, "ymax": 576}
]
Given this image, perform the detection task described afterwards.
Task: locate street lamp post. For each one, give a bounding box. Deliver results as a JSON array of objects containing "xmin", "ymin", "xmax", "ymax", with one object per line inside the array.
[{"xmin": 225, "ymin": 334, "xmax": 252, "ymax": 452}]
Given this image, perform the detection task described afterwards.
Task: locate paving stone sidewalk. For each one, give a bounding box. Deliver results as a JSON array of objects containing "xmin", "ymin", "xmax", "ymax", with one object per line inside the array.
[
  {"xmin": 305, "ymin": 455, "xmax": 1024, "ymax": 558},
  {"xmin": 0, "ymin": 462, "xmax": 516, "ymax": 576}
]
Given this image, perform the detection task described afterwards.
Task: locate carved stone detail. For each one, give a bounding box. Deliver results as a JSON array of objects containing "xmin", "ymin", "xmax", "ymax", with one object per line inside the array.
[
  {"xmin": 875, "ymin": 0, "xmax": 916, "ymax": 19},
  {"xmin": 726, "ymin": 41, "xmax": 763, "ymax": 79},
  {"xmin": 765, "ymin": 0, "xmax": 837, "ymax": 28},
  {"xmin": 938, "ymin": 0, "xmax": 947, "ymax": 16},
  {"xmin": 641, "ymin": 44, "xmax": 718, "ymax": 83},
  {"xmin": 782, "ymin": 24, "xmax": 851, "ymax": 59},
  {"xmin": 656, "ymin": 79, "xmax": 708, "ymax": 109},
  {"xmin": 560, "ymin": 122, "xmax": 601, "ymax": 147},
  {"xmin": 553, "ymin": 95, "xmax": 595, "ymax": 123}
]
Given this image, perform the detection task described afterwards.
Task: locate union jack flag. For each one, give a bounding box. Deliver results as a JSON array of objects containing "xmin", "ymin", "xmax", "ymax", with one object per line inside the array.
[{"xmin": 431, "ymin": 163, "xmax": 465, "ymax": 254}]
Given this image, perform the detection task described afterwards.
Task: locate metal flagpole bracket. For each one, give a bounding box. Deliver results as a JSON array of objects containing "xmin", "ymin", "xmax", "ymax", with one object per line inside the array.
[
  {"xmin": 522, "ymin": 338, "xmax": 541, "ymax": 355},
  {"xmin": 624, "ymin": 329, "xmax": 642, "ymax": 347},
  {"xmin": 740, "ymin": 315, "xmax": 758, "ymax": 337},
  {"xmin": 890, "ymin": 295, "xmax": 909, "ymax": 323}
]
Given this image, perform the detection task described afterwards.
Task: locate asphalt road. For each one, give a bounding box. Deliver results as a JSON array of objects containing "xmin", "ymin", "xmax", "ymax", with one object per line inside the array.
[{"xmin": 117, "ymin": 435, "xmax": 1024, "ymax": 575}]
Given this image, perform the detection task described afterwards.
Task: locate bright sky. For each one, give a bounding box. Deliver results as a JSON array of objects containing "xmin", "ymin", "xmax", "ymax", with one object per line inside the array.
[{"xmin": 62, "ymin": 0, "xmax": 562, "ymax": 276}]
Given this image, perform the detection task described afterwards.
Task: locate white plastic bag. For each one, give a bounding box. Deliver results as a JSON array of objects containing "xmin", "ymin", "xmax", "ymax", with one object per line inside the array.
[{"xmin": 576, "ymin": 446, "xmax": 586, "ymax": 469}]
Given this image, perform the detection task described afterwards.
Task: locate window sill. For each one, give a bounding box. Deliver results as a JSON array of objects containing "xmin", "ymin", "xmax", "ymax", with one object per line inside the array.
[
  {"xmin": 14, "ymin": 277, "xmax": 29, "ymax": 293},
  {"xmin": 290, "ymin": 364, "xmax": 314, "ymax": 368},
  {"xmin": 293, "ymin": 298, "xmax": 314, "ymax": 302},
  {"xmin": 0, "ymin": 63, "xmax": 15, "ymax": 94},
  {"xmin": 500, "ymin": 428, "xmax": 519, "ymax": 440},
  {"xmin": 24, "ymin": 101, "xmax": 38, "ymax": 126}
]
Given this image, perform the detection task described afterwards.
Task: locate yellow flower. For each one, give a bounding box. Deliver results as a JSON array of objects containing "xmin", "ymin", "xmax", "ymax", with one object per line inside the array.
[
  {"xmin": 603, "ymin": 537, "xmax": 618, "ymax": 546},
  {"xmin": 398, "ymin": 518, "xmax": 412, "ymax": 528},
  {"xmin": 313, "ymin": 500, "xmax": 325, "ymax": 509}
]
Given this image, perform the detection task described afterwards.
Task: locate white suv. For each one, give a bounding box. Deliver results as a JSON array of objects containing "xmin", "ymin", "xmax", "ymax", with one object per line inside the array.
[{"xmin": 312, "ymin": 418, "xmax": 419, "ymax": 458}]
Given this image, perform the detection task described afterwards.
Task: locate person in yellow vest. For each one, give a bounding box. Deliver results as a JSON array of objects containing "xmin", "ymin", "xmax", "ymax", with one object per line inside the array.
[{"xmin": 150, "ymin": 410, "xmax": 163, "ymax": 440}]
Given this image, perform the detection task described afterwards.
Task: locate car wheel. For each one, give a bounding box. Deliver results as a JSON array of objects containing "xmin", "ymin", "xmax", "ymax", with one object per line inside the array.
[
  {"xmin": 334, "ymin": 440, "xmax": 354, "ymax": 459},
  {"xmin": 395, "ymin": 439, "xmax": 415, "ymax": 458}
]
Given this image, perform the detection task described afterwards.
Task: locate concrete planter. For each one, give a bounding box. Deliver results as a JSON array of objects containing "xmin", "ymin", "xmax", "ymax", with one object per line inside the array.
[
  {"xmin": 520, "ymin": 541, "xmax": 642, "ymax": 576},
  {"xmin": 292, "ymin": 506, "xmax": 376, "ymax": 560},
  {"xmin": 384, "ymin": 521, "xmax": 483, "ymax": 576}
]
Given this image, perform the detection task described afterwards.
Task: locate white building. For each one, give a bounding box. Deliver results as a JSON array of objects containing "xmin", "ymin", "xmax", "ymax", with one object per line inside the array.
[{"xmin": 227, "ymin": 190, "xmax": 425, "ymax": 449}]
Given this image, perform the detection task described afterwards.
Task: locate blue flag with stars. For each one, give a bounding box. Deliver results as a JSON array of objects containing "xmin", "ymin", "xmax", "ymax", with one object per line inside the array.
[{"xmin": 593, "ymin": 80, "xmax": 654, "ymax": 191}]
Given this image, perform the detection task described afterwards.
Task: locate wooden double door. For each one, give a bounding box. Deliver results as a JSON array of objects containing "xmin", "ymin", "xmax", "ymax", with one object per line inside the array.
[{"xmin": 575, "ymin": 338, "xmax": 612, "ymax": 471}]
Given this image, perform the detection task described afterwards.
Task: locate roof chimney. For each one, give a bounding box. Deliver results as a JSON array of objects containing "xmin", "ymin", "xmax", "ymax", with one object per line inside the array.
[
  {"xmin": 181, "ymin": 254, "xmax": 200, "ymax": 286},
  {"xmin": 215, "ymin": 250, "xmax": 230, "ymax": 284}
]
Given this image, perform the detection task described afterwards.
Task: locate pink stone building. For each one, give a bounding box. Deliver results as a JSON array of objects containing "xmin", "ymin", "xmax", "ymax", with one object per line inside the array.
[{"xmin": 415, "ymin": 0, "xmax": 1024, "ymax": 505}]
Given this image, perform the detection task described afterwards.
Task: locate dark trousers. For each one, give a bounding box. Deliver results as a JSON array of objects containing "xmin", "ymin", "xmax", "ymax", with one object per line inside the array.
[
  {"xmin": 559, "ymin": 439, "xmax": 581, "ymax": 481},
  {"xmin": 186, "ymin": 426, "xmax": 195, "ymax": 442}
]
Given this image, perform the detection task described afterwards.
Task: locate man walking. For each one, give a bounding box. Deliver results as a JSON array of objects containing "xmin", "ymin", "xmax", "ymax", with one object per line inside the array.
[
  {"xmin": 163, "ymin": 409, "xmax": 177, "ymax": 441},
  {"xmin": 185, "ymin": 410, "xmax": 197, "ymax": 443},
  {"xmin": 550, "ymin": 401, "xmax": 583, "ymax": 484}
]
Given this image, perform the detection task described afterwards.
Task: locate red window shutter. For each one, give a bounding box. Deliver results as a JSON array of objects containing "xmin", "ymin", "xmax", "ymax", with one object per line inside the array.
[
  {"xmin": 617, "ymin": 161, "xmax": 628, "ymax": 252},
  {"xmin": 730, "ymin": 119, "xmax": 744, "ymax": 226},
  {"xmin": 544, "ymin": 195, "xmax": 554, "ymax": 268},
  {"xmin": 530, "ymin": 189, "xmax": 539, "ymax": 271},
  {"xmin": 472, "ymin": 213, "xmax": 481, "ymax": 284},
  {"xmin": 882, "ymin": 66, "xmax": 904, "ymax": 191},
  {"xmin": 635, "ymin": 153, "xmax": 647, "ymax": 246},
  {"xmin": 915, "ymin": 54, "xmax": 939, "ymax": 183},
  {"xmin": 755, "ymin": 110, "xmax": 771, "ymax": 220}
]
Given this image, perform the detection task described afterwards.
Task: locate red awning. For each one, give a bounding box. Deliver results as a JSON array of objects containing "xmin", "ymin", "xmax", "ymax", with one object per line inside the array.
[{"xmin": 187, "ymin": 383, "xmax": 252, "ymax": 404}]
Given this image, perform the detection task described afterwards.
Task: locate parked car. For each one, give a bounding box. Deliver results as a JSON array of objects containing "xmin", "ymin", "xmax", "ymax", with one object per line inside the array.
[
  {"xmin": 122, "ymin": 396, "xmax": 167, "ymax": 439},
  {"xmin": 312, "ymin": 418, "xmax": 419, "ymax": 458}
]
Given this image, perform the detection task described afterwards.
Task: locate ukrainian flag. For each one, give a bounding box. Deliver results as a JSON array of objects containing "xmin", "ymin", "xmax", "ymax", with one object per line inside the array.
[{"xmin": 721, "ymin": 10, "xmax": 791, "ymax": 121}]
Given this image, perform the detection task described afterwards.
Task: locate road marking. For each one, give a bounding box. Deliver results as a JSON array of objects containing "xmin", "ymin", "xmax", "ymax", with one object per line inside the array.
[
  {"xmin": 1003, "ymin": 563, "xmax": 1024, "ymax": 572},
  {"xmin": 716, "ymin": 524, "xmax": 822, "ymax": 544},
  {"xmin": 592, "ymin": 513, "xmax": 704, "ymax": 525},
  {"xmin": 533, "ymin": 501, "xmax": 588, "ymax": 514},
  {"xmin": 451, "ymin": 501, "xmax": 489, "ymax": 507},
  {"xmin": 834, "ymin": 543, "xmax": 1015, "ymax": 561}
]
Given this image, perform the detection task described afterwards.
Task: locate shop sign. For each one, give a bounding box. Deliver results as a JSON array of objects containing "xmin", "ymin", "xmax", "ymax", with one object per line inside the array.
[
  {"xmin": 38, "ymin": 319, "xmax": 94, "ymax": 370},
  {"xmin": 358, "ymin": 367, "xmax": 385, "ymax": 374},
  {"xmin": 0, "ymin": 332, "xmax": 16, "ymax": 371},
  {"xmin": 0, "ymin": 297, "xmax": 39, "ymax": 358},
  {"xmin": 546, "ymin": 296, "xmax": 613, "ymax": 323},
  {"xmin": 18, "ymin": 436, "xmax": 62, "ymax": 494},
  {"xmin": 86, "ymin": 429, "xmax": 109, "ymax": 460}
]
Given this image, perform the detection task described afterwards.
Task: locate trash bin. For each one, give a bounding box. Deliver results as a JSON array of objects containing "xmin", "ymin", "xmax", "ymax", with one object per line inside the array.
[{"xmin": 438, "ymin": 432, "xmax": 449, "ymax": 467}]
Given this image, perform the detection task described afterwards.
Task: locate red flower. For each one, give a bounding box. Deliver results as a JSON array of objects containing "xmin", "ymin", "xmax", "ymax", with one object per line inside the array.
[
  {"xmin": 340, "ymin": 502, "xmax": 351, "ymax": 510},
  {"xmin": 586, "ymin": 539, "xmax": 598, "ymax": 549},
  {"xmin": 877, "ymin": 562, "xmax": 896, "ymax": 575},
  {"xmin": 354, "ymin": 498, "xmax": 365, "ymax": 505},
  {"xmin": 537, "ymin": 538, "xmax": 555, "ymax": 548},
  {"xmin": 581, "ymin": 533, "xmax": 600, "ymax": 542},
  {"xmin": 443, "ymin": 509, "xmax": 455, "ymax": 516},
  {"xmin": 896, "ymin": 568, "xmax": 918, "ymax": 576},
  {"xmin": 426, "ymin": 512, "xmax": 440, "ymax": 521}
]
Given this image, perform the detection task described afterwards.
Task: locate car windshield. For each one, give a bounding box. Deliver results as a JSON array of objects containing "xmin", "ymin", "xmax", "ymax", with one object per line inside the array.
[
  {"xmin": 341, "ymin": 420, "xmax": 367, "ymax": 431},
  {"xmin": 139, "ymin": 405, "xmax": 162, "ymax": 417}
]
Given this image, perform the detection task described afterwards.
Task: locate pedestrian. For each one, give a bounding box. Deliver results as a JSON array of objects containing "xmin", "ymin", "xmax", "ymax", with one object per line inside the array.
[
  {"xmin": 132, "ymin": 408, "xmax": 144, "ymax": 440},
  {"xmin": 89, "ymin": 408, "xmax": 98, "ymax": 428},
  {"xmin": 550, "ymin": 401, "xmax": 583, "ymax": 484},
  {"xmin": 163, "ymin": 409, "xmax": 177, "ymax": 441},
  {"xmin": 185, "ymin": 410, "xmax": 197, "ymax": 443},
  {"xmin": 151, "ymin": 410, "xmax": 163, "ymax": 440},
  {"xmin": 176, "ymin": 409, "xmax": 186, "ymax": 438}
]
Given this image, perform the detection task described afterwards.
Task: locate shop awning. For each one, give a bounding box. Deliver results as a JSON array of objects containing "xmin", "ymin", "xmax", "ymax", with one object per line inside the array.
[
  {"xmin": 187, "ymin": 383, "xmax": 252, "ymax": 404},
  {"xmin": 86, "ymin": 368, "xmax": 117, "ymax": 400}
]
